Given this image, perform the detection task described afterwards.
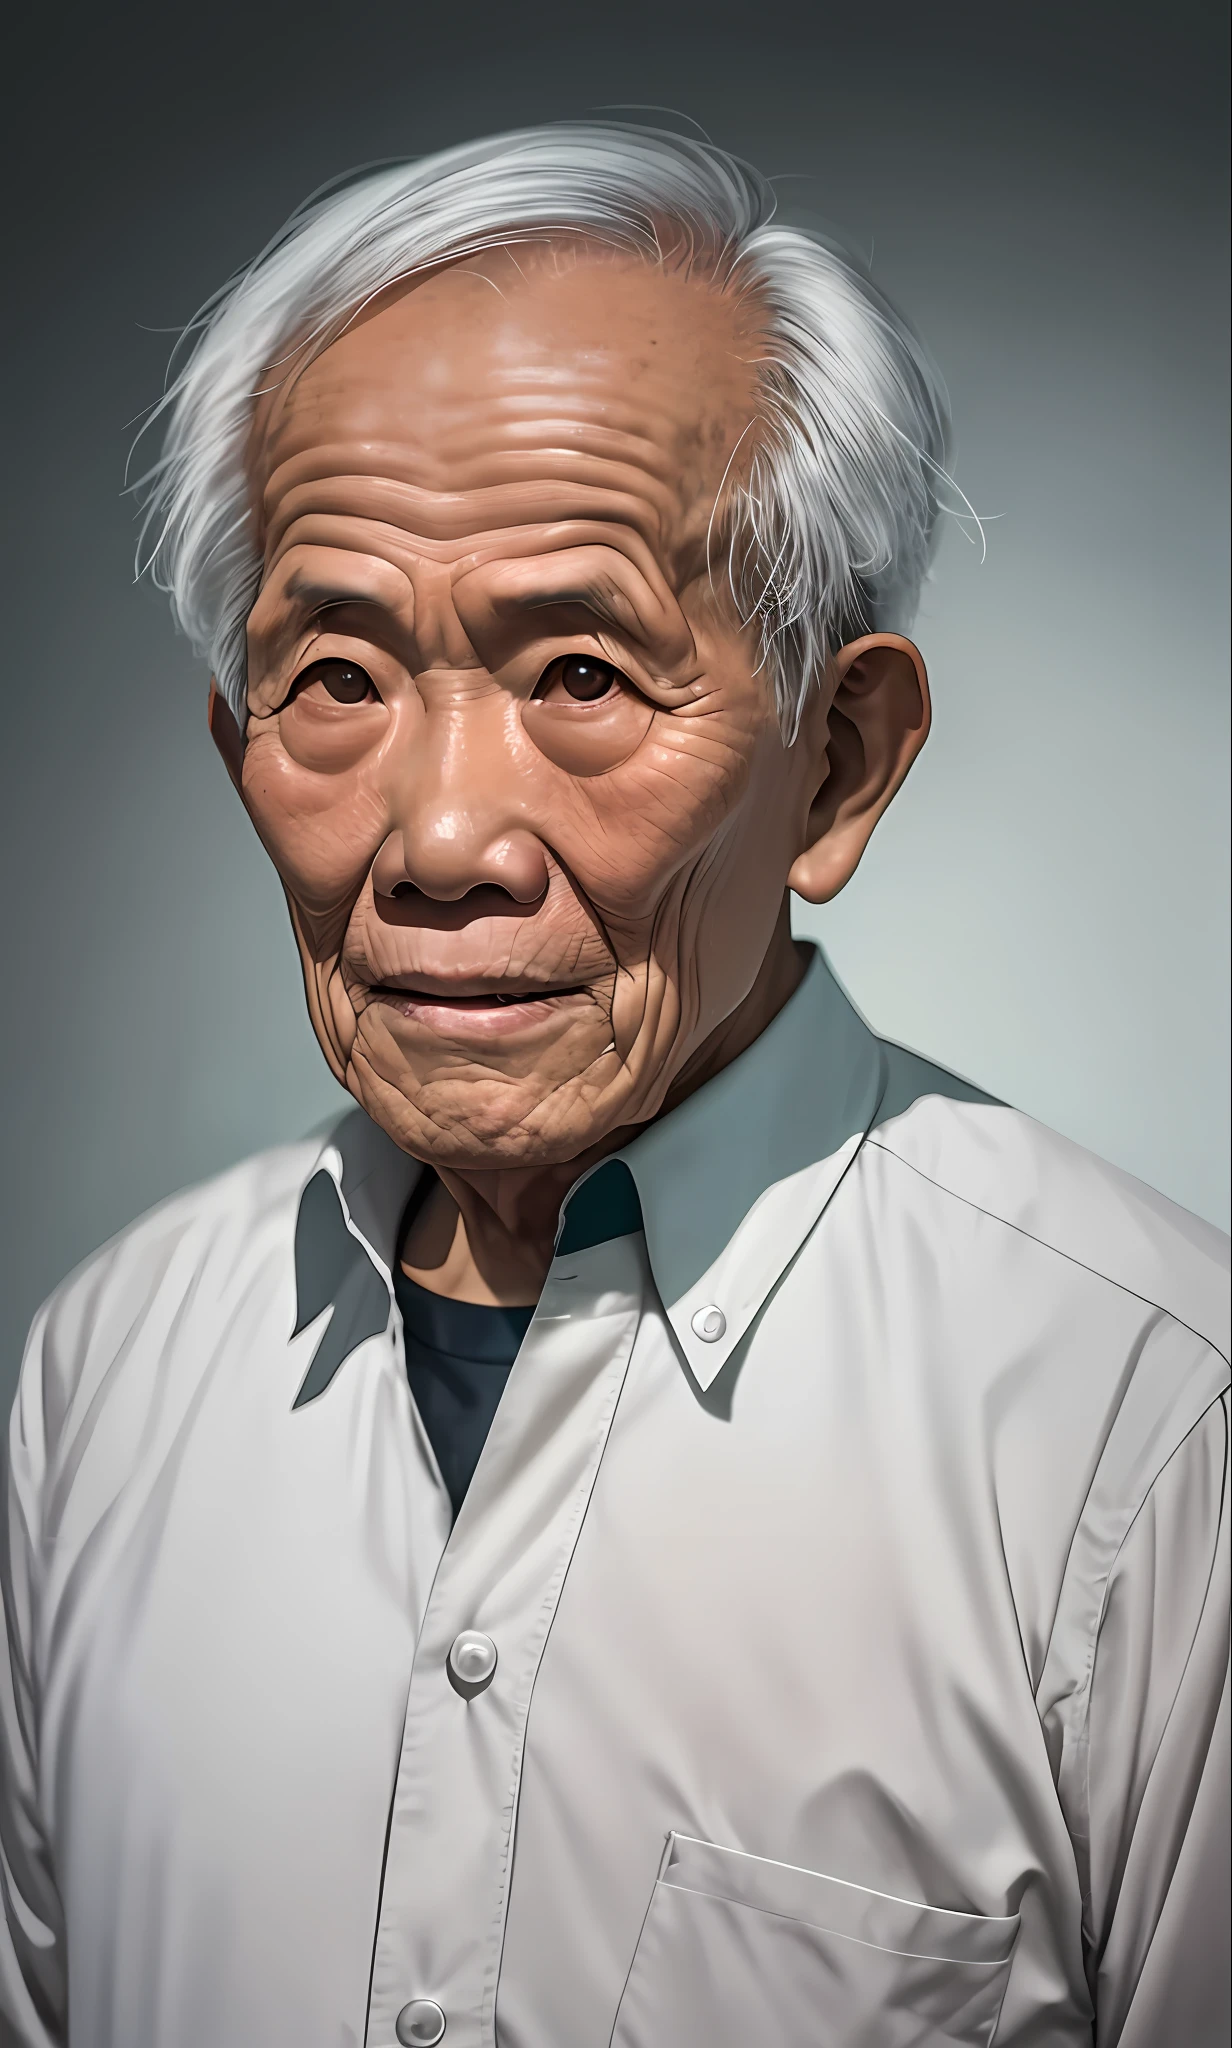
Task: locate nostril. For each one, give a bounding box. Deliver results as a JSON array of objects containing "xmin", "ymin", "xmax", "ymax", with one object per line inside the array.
[{"xmin": 390, "ymin": 881, "xmax": 417, "ymax": 900}]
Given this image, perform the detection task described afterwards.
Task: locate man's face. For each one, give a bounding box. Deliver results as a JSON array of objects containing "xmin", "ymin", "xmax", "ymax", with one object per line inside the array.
[{"xmin": 240, "ymin": 245, "xmax": 824, "ymax": 1169}]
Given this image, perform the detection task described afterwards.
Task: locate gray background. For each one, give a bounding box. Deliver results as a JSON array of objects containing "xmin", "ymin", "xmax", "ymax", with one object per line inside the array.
[{"xmin": 3, "ymin": 0, "xmax": 1228, "ymax": 1412}]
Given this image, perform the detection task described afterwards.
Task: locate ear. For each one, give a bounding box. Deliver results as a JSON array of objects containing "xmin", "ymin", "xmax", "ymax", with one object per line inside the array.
[
  {"xmin": 208, "ymin": 680, "xmax": 245, "ymax": 794},
  {"xmin": 788, "ymin": 634, "xmax": 930, "ymax": 905}
]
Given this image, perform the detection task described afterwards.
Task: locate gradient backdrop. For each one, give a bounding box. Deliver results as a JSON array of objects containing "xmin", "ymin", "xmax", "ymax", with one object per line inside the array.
[{"xmin": 3, "ymin": 0, "xmax": 1228, "ymax": 1412}]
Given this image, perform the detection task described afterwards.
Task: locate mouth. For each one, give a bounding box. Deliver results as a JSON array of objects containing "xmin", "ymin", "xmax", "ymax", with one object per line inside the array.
[{"xmin": 365, "ymin": 979, "xmax": 591, "ymax": 1035}]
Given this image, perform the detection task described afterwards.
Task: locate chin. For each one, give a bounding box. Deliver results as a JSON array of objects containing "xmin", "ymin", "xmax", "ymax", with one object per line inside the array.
[{"xmin": 345, "ymin": 1061, "xmax": 624, "ymax": 1173}]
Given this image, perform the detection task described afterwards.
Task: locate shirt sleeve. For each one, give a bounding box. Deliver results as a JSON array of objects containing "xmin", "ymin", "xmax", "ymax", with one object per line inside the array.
[
  {"xmin": 0, "ymin": 1308, "xmax": 68, "ymax": 2048},
  {"xmin": 1084, "ymin": 1390, "xmax": 1230, "ymax": 2048}
]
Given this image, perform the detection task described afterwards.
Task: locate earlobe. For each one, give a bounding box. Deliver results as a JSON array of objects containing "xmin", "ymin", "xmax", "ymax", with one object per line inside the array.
[
  {"xmin": 208, "ymin": 681, "xmax": 246, "ymax": 793},
  {"xmin": 788, "ymin": 634, "xmax": 930, "ymax": 906}
]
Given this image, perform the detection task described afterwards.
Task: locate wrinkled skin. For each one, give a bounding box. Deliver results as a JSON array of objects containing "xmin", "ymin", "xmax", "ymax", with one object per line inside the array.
[{"xmin": 221, "ymin": 243, "xmax": 929, "ymax": 1299}]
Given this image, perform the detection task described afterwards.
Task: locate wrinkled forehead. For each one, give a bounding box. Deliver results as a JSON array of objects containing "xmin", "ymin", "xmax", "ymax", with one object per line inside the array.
[{"xmin": 248, "ymin": 241, "xmax": 764, "ymax": 568}]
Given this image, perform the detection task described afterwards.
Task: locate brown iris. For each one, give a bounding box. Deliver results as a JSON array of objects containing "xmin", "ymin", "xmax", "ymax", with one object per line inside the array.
[
  {"xmin": 290, "ymin": 659, "xmax": 377, "ymax": 704},
  {"xmin": 535, "ymin": 655, "xmax": 621, "ymax": 703}
]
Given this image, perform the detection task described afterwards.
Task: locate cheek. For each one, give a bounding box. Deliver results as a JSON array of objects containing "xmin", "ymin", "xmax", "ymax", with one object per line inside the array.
[
  {"xmin": 520, "ymin": 694, "xmax": 655, "ymax": 775},
  {"xmin": 278, "ymin": 695, "xmax": 388, "ymax": 773},
  {"xmin": 242, "ymin": 734, "xmax": 386, "ymax": 922},
  {"xmin": 556, "ymin": 719, "xmax": 755, "ymax": 917}
]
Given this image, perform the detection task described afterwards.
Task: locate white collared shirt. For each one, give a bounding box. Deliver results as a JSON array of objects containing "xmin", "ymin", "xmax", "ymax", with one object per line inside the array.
[{"xmin": 1, "ymin": 948, "xmax": 1228, "ymax": 2048}]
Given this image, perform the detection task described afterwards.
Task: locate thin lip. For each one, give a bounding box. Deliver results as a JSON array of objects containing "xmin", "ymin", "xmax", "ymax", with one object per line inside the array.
[{"xmin": 366, "ymin": 980, "xmax": 589, "ymax": 1005}]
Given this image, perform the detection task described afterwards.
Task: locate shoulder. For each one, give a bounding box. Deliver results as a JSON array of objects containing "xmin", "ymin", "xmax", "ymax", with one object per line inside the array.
[
  {"xmin": 851, "ymin": 1050, "xmax": 1229, "ymax": 1685},
  {"xmin": 10, "ymin": 1136, "xmax": 324, "ymax": 1478},
  {"xmin": 864, "ymin": 1045, "xmax": 1229, "ymax": 1361}
]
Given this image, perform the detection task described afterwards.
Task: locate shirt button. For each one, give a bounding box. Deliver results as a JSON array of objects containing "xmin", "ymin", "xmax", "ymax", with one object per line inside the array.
[
  {"xmin": 447, "ymin": 1629, "xmax": 498, "ymax": 1699},
  {"xmin": 395, "ymin": 2002, "xmax": 446, "ymax": 2046},
  {"xmin": 691, "ymin": 1304, "xmax": 726, "ymax": 1342}
]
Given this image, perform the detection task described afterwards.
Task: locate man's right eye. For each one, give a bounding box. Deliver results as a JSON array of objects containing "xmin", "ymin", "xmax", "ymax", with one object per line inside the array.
[{"xmin": 289, "ymin": 659, "xmax": 377, "ymax": 705}]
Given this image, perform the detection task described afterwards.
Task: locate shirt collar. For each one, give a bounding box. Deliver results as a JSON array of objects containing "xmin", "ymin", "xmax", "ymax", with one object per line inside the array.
[
  {"xmin": 299, "ymin": 943, "xmax": 885, "ymax": 1398},
  {"xmin": 599, "ymin": 942, "xmax": 883, "ymax": 1387}
]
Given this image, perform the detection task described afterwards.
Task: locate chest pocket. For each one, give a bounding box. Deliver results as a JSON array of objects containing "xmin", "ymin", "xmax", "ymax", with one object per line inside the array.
[{"xmin": 610, "ymin": 1834, "xmax": 1019, "ymax": 2048}]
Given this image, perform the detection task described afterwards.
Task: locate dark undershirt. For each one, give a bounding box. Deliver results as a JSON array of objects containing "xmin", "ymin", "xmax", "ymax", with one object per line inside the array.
[
  {"xmin": 394, "ymin": 1161, "xmax": 644, "ymax": 1522},
  {"xmin": 393, "ymin": 1269, "xmax": 533, "ymax": 1522}
]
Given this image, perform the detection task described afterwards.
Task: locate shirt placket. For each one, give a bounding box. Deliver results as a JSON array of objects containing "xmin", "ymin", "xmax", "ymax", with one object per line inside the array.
[{"xmin": 366, "ymin": 1232, "xmax": 647, "ymax": 2048}]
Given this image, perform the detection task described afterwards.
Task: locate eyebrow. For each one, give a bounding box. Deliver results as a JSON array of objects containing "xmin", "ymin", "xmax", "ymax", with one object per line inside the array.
[
  {"xmin": 465, "ymin": 544, "xmax": 689, "ymax": 660},
  {"xmin": 281, "ymin": 553, "xmax": 412, "ymax": 617},
  {"xmin": 505, "ymin": 577, "xmax": 635, "ymax": 635},
  {"xmin": 276, "ymin": 557, "xmax": 649, "ymax": 642}
]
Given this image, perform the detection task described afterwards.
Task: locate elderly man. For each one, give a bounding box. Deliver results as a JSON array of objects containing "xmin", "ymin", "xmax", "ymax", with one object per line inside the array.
[{"xmin": 1, "ymin": 125, "xmax": 1227, "ymax": 2048}]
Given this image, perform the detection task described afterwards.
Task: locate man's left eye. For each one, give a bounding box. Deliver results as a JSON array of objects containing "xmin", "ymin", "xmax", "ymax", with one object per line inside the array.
[{"xmin": 534, "ymin": 655, "xmax": 624, "ymax": 703}]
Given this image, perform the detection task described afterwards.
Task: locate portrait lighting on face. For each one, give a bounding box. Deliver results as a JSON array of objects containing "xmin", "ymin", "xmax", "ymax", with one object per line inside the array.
[{"xmin": 140, "ymin": 126, "xmax": 940, "ymax": 1201}]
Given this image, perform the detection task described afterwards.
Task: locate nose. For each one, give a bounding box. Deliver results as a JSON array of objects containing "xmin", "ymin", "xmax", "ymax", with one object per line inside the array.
[{"xmin": 371, "ymin": 691, "xmax": 549, "ymax": 907}]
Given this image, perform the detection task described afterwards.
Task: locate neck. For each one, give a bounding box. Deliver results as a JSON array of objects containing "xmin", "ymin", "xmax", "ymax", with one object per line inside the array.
[{"xmin": 399, "ymin": 905, "xmax": 805, "ymax": 1306}]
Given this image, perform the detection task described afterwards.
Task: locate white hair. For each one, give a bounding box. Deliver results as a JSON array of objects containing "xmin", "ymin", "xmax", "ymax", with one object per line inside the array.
[{"xmin": 137, "ymin": 122, "xmax": 955, "ymax": 740}]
